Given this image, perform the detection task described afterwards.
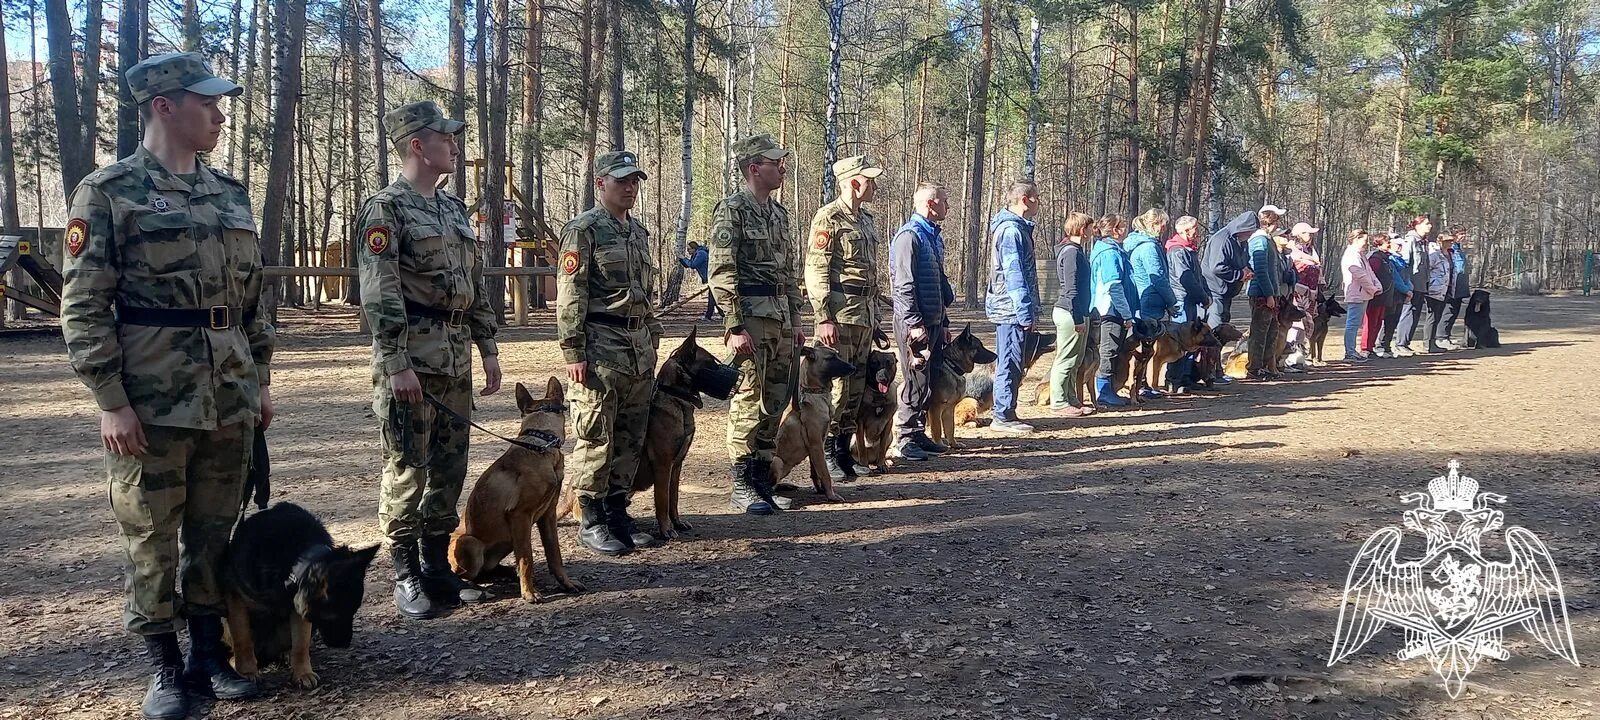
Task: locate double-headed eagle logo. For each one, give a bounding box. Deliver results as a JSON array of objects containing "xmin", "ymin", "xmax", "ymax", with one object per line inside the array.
[{"xmin": 1329, "ymin": 460, "xmax": 1579, "ymax": 697}]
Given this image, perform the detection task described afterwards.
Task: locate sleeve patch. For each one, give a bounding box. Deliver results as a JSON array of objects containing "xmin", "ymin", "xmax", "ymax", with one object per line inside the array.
[
  {"xmin": 65, "ymin": 219, "xmax": 89, "ymax": 258},
  {"xmin": 812, "ymin": 230, "xmax": 831, "ymax": 250},
  {"xmin": 561, "ymin": 250, "xmax": 580, "ymax": 275},
  {"xmin": 714, "ymin": 227, "xmax": 734, "ymax": 249},
  {"xmin": 365, "ymin": 226, "xmax": 392, "ymax": 255}
]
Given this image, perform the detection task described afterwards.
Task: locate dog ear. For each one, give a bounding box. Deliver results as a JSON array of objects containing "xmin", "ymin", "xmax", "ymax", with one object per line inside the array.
[
  {"xmin": 516, "ymin": 383, "xmax": 535, "ymax": 414},
  {"xmin": 545, "ymin": 377, "xmax": 565, "ymax": 404},
  {"xmin": 799, "ymin": 345, "xmax": 815, "ymax": 358},
  {"xmin": 346, "ymin": 544, "xmax": 380, "ymax": 573},
  {"xmin": 686, "ymin": 325, "xmax": 699, "ymax": 343}
]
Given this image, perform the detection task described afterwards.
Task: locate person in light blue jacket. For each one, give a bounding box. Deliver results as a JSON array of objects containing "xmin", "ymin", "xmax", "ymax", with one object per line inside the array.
[
  {"xmin": 1124, "ymin": 208, "xmax": 1177, "ymax": 322},
  {"xmin": 1089, "ymin": 214, "xmax": 1138, "ymax": 406},
  {"xmin": 983, "ymin": 181, "xmax": 1041, "ymax": 433}
]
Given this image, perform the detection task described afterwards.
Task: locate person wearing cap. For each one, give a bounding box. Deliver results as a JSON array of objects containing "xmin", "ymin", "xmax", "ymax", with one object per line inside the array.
[
  {"xmin": 889, "ymin": 182, "xmax": 957, "ymax": 455},
  {"xmin": 59, "ymin": 51, "xmax": 271, "ymax": 719},
  {"xmin": 1285, "ymin": 222, "xmax": 1323, "ymax": 366},
  {"xmin": 557, "ymin": 150, "xmax": 664, "ymax": 554},
  {"xmin": 985, "ymin": 180, "xmax": 1043, "ymax": 431},
  {"xmin": 806, "ymin": 155, "xmax": 885, "ymax": 480},
  {"xmin": 710, "ymin": 133, "xmax": 809, "ymax": 513},
  {"xmin": 1245, "ymin": 205, "xmax": 1286, "ymax": 379},
  {"xmin": 357, "ymin": 99, "xmax": 500, "ymax": 620}
]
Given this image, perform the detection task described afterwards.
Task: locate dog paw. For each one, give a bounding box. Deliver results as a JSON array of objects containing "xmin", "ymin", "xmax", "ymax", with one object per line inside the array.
[
  {"xmin": 672, "ymin": 518, "xmax": 694, "ymax": 532},
  {"xmin": 658, "ymin": 527, "xmax": 680, "ymax": 540},
  {"xmin": 232, "ymin": 663, "xmax": 260, "ymax": 682},
  {"xmin": 825, "ymin": 492, "xmax": 845, "ymax": 503},
  {"xmin": 559, "ymin": 578, "xmax": 587, "ymax": 594},
  {"xmin": 521, "ymin": 590, "xmax": 545, "ymax": 604},
  {"xmin": 291, "ymin": 668, "xmax": 321, "ymax": 689}
]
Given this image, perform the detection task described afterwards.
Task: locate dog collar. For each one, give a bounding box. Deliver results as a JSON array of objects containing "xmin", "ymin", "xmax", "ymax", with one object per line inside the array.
[{"xmin": 514, "ymin": 429, "xmax": 564, "ymax": 453}]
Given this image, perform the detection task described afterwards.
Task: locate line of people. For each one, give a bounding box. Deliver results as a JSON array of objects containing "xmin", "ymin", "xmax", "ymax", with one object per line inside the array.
[{"xmin": 1340, "ymin": 217, "xmax": 1474, "ymax": 361}]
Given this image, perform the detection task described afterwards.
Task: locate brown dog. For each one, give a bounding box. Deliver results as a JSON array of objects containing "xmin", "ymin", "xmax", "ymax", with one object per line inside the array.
[
  {"xmin": 770, "ymin": 345, "xmax": 856, "ymax": 502},
  {"xmin": 1148, "ymin": 319, "xmax": 1218, "ymax": 393},
  {"xmin": 928, "ymin": 325, "xmax": 998, "ymax": 447},
  {"xmin": 852, "ymin": 350, "xmax": 898, "ymax": 473},
  {"xmin": 1195, "ymin": 322, "xmax": 1244, "ymax": 383},
  {"xmin": 1068, "ymin": 322, "xmax": 1140, "ymax": 407},
  {"xmin": 449, "ymin": 379, "xmax": 584, "ymax": 604}
]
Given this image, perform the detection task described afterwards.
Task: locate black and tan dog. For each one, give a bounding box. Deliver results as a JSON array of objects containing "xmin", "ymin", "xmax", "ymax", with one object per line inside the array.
[
  {"xmin": 953, "ymin": 329, "xmax": 1054, "ymax": 424},
  {"xmin": 1148, "ymin": 318, "xmax": 1219, "ymax": 394},
  {"xmin": 452, "ymin": 379, "xmax": 584, "ymax": 603},
  {"xmin": 1308, "ymin": 292, "xmax": 1346, "ymax": 365},
  {"xmin": 929, "ymin": 325, "xmax": 999, "ymax": 447},
  {"xmin": 771, "ymin": 345, "xmax": 856, "ymax": 502},
  {"xmin": 223, "ymin": 502, "xmax": 379, "ymax": 689},
  {"xmin": 1195, "ymin": 322, "xmax": 1244, "ymax": 384},
  {"xmin": 852, "ymin": 350, "xmax": 898, "ymax": 473},
  {"xmin": 1464, "ymin": 289, "xmax": 1500, "ymax": 348}
]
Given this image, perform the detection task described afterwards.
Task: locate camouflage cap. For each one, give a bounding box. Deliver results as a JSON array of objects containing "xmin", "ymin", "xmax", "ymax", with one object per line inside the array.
[
  {"xmin": 730, "ymin": 134, "xmax": 790, "ymax": 165},
  {"xmin": 126, "ymin": 52, "xmax": 243, "ymax": 105},
  {"xmin": 384, "ymin": 100, "xmax": 467, "ymax": 145},
  {"xmin": 596, "ymin": 150, "xmax": 648, "ymax": 180},
  {"xmin": 833, "ymin": 155, "xmax": 884, "ymax": 183}
]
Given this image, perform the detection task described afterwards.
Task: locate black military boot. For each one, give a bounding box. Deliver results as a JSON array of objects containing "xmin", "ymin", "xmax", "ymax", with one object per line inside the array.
[
  {"xmin": 835, "ymin": 431, "xmax": 865, "ymax": 478},
  {"xmin": 577, "ymin": 495, "xmax": 631, "ymax": 556},
  {"xmin": 141, "ymin": 632, "xmax": 188, "ymax": 720},
  {"xmin": 391, "ymin": 542, "xmax": 447, "ymax": 620},
  {"xmin": 606, "ymin": 491, "xmax": 657, "ymax": 549},
  {"xmin": 418, "ymin": 534, "xmax": 489, "ymax": 606},
  {"xmin": 822, "ymin": 434, "xmax": 848, "ymax": 482},
  {"xmin": 728, "ymin": 459, "xmax": 774, "ymax": 515},
  {"xmin": 747, "ymin": 458, "xmax": 793, "ymax": 510},
  {"xmin": 183, "ymin": 614, "xmax": 259, "ymax": 700}
]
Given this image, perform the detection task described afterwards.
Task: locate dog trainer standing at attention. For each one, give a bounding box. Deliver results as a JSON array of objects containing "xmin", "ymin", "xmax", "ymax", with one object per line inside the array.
[
  {"xmin": 710, "ymin": 134, "xmax": 807, "ymax": 515},
  {"xmin": 557, "ymin": 151, "xmax": 664, "ymax": 557},
  {"xmin": 59, "ymin": 52, "xmax": 272, "ymax": 719},
  {"xmin": 806, "ymin": 155, "xmax": 885, "ymax": 482},
  {"xmin": 358, "ymin": 100, "xmax": 500, "ymax": 620}
]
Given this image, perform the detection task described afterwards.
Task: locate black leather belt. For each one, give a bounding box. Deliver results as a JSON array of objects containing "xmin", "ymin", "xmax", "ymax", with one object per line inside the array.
[
  {"xmin": 738, "ymin": 284, "xmax": 781, "ymax": 297},
  {"xmin": 405, "ymin": 299, "xmax": 467, "ymax": 326},
  {"xmin": 830, "ymin": 282, "xmax": 872, "ymax": 297},
  {"xmin": 587, "ymin": 312, "xmax": 645, "ymax": 330},
  {"xmin": 115, "ymin": 304, "xmax": 252, "ymax": 329}
]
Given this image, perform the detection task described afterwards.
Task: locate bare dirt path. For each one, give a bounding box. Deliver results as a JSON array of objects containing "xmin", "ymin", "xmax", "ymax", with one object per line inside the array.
[{"xmin": 2, "ymin": 295, "xmax": 1598, "ymax": 719}]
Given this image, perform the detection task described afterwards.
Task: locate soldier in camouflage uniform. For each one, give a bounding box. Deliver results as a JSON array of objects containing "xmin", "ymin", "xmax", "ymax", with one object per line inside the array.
[
  {"xmin": 59, "ymin": 53, "xmax": 270, "ymax": 720},
  {"xmin": 357, "ymin": 100, "xmax": 501, "ymax": 620},
  {"xmin": 709, "ymin": 134, "xmax": 807, "ymax": 515},
  {"xmin": 805, "ymin": 155, "xmax": 885, "ymax": 482},
  {"xmin": 557, "ymin": 151, "xmax": 663, "ymax": 557}
]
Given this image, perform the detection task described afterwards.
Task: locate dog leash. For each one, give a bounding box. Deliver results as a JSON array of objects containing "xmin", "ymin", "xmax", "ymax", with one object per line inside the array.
[{"xmin": 422, "ymin": 391, "xmax": 564, "ymax": 453}]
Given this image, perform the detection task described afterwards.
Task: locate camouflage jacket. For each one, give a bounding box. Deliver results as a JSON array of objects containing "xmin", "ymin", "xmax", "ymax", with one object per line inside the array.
[
  {"xmin": 59, "ymin": 147, "xmax": 275, "ymax": 431},
  {"xmin": 556, "ymin": 206, "xmax": 662, "ymax": 376},
  {"xmin": 357, "ymin": 177, "xmax": 498, "ymax": 379},
  {"xmin": 707, "ymin": 188, "xmax": 803, "ymax": 333},
  {"xmin": 804, "ymin": 195, "xmax": 882, "ymax": 327}
]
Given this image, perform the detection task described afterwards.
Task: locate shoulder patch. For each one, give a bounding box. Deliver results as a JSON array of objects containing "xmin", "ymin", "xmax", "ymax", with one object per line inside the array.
[
  {"xmin": 714, "ymin": 226, "xmax": 735, "ymax": 249},
  {"xmin": 365, "ymin": 225, "xmax": 393, "ymax": 255},
  {"xmin": 561, "ymin": 250, "xmax": 580, "ymax": 275},
  {"xmin": 65, "ymin": 219, "xmax": 89, "ymax": 258},
  {"xmin": 812, "ymin": 229, "xmax": 831, "ymax": 250}
]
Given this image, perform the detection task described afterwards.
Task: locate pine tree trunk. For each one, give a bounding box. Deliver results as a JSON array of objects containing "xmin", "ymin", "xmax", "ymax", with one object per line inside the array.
[
  {"xmin": 116, "ymin": 0, "xmax": 143, "ymax": 159},
  {"xmin": 259, "ymin": 0, "xmax": 308, "ymax": 316},
  {"xmin": 227, "ymin": 0, "xmax": 245, "ymax": 174},
  {"xmin": 578, "ymin": 0, "xmax": 601, "ymax": 210},
  {"xmin": 961, "ymin": 0, "xmax": 992, "ymax": 309},
  {"xmin": 520, "ymin": 0, "xmax": 544, "ymax": 232},
  {"xmin": 370, "ymin": 0, "xmax": 389, "ymax": 187},
  {"xmin": 1125, "ymin": 1, "xmax": 1140, "ymax": 211},
  {"xmin": 0, "ymin": 0, "xmax": 20, "ymax": 322},
  {"xmin": 240, "ymin": 0, "xmax": 262, "ymax": 187},
  {"xmin": 486, "ymin": 0, "xmax": 510, "ymax": 316},
  {"xmin": 344, "ymin": 0, "xmax": 365, "ymax": 303},
  {"xmin": 451, "ymin": 0, "xmax": 468, "ymax": 197},
  {"xmin": 183, "ymin": 0, "xmax": 201, "ymax": 49},
  {"xmin": 608, "ymin": 0, "xmax": 625, "ymax": 150},
  {"xmin": 44, "ymin": 0, "xmax": 90, "ymax": 196},
  {"xmin": 81, "ymin": 0, "xmax": 102, "ymax": 159}
]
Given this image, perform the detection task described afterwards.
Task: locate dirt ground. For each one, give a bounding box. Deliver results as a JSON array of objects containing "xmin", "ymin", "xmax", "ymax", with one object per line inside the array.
[{"xmin": 3, "ymin": 294, "xmax": 1599, "ymax": 720}]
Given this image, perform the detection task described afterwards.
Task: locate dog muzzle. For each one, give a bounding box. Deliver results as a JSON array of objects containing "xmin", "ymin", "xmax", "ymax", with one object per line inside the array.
[{"xmin": 691, "ymin": 364, "xmax": 741, "ymax": 400}]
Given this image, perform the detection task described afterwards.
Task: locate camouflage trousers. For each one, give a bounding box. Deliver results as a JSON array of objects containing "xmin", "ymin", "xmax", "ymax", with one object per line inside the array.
[
  {"xmin": 568, "ymin": 363, "xmax": 654, "ymax": 498},
  {"xmin": 727, "ymin": 317, "xmax": 795, "ymax": 462},
  {"xmin": 374, "ymin": 370, "xmax": 471, "ymax": 542},
  {"xmin": 107, "ymin": 420, "xmax": 251, "ymax": 635},
  {"xmin": 824, "ymin": 323, "xmax": 874, "ymax": 436}
]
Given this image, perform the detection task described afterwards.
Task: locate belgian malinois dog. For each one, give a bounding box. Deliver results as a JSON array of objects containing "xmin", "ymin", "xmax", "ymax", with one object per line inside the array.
[
  {"xmin": 449, "ymin": 379, "xmax": 585, "ymax": 604},
  {"xmin": 770, "ymin": 345, "xmax": 856, "ymax": 502},
  {"xmin": 852, "ymin": 350, "xmax": 898, "ymax": 472},
  {"xmin": 928, "ymin": 325, "xmax": 998, "ymax": 448}
]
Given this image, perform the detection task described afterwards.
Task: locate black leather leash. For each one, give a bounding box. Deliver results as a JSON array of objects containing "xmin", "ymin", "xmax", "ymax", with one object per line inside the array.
[{"xmin": 423, "ymin": 391, "xmax": 564, "ymax": 453}]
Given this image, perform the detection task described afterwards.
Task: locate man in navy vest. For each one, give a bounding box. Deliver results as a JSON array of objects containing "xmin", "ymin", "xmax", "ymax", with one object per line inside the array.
[
  {"xmin": 984, "ymin": 181, "xmax": 1042, "ymax": 434},
  {"xmin": 889, "ymin": 182, "xmax": 956, "ymax": 461}
]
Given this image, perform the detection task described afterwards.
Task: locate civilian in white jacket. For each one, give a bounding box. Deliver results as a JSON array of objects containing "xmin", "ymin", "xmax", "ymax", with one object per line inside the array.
[{"xmin": 1340, "ymin": 232, "xmax": 1382, "ymax": 362}]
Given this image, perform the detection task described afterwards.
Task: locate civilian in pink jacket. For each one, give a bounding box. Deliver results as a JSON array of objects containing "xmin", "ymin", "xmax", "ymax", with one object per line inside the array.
[{"xmin": 1340, "ymin": 232, "xmax": 1381, "ymax": 362}]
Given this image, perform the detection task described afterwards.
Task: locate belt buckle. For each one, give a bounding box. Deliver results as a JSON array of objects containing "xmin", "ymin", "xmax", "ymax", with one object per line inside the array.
[
  {"xmin": 208, "ymin": 305, "xmax": 230, "ymax": 330},
  {"xmin": 627, "ymin": 315, "xmax": 644, "ymax": 331},
  {"xmin": 448, "ymin": 309, "xmax": 466, "ymax": 326}
]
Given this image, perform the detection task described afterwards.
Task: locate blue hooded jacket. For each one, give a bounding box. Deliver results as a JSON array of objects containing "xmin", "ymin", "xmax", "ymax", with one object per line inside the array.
[
  {"xmin": 1090, "ymin": 237, "xmax": 1137, "ymax": 321},
  {"xmin": 1201, "ymin": 211, "xmax": 1259, "ymax": 299},
  {"xmin": 1125, "ymin": 229, "xmax": 1177, "ymax": 319},
  {"xmin": 1388, "ymin": 253, "xmax": 1414, "ymax": 295},
  {"xmin": 1247, "ymin": 231, "xmax": 1282, "ymax": 298},
  {"xmin": 984, "ymin": 209, "xmax": 1039, "ymax": 326}
]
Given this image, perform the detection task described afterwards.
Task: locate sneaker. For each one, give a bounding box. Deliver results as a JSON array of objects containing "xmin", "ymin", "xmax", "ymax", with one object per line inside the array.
[
  {"xmin": 1372, "ymin": 348, "xmax": 1392, "ymax": 359},
  {"xmin": 990, "ymin": 418, "xmax": 1036, "ymax": 434},
  {"xmin": 1282, "ymin": 365, "xmax": 1306, "ymax": 373},
  {"xmin": 892, "ymin": 439, "xmax": 930, "ymax": 461},
  {"xmin": 1393, "ymin": 346, "xmax": 1416, "ymax": 357},
  {"xmin": 1343, "ymin": 354, "xmax": 1370, "ymax": 363},
  {"xmin": 1053, "ymin": 405, "xmax": 1087, "ymax": 417},
  {"xmin": 1214, "ymin": 375, "xmax": 1235, "ymax": 385},
  {"xmin": 910, "ymin": 432, "xmax": 949, "ymax": 455},
  {"xmin": 1138, "ymin": 387, "xmax": 1166, "ymax": 399}
]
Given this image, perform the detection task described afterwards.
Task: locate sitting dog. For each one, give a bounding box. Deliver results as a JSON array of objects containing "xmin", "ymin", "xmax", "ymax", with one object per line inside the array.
[
  {"xmin": 1148, "ymin": 318, "xmax": 1219, "ymax": 393},
  {"xmin": 771, "ymin": 345, "xmax": 856, "ymax": 502},
  {"xmin": 1070, "ymin": 320, "xmax": 1141, "ymax": 407},
  {"xmin": 955, "ymin": 329, "xmax": 1054, "ymax": 422},
  {"xmin": 223, "ymin": 503, "xmax": 379, "ymax": 689},
  {"xmin": 929, "ymin": 325, "xmax": 999, "ymax": 446},
  {"xmin": 1308, "ymin": 292, "xmax": 1346, "ymax": 364},
  {"xmin": 1193, "ymin": 322, "xmax": 1244, "ymax": 385},
  {"xmin": 1464, "ymin": 289, "xmax": 1500, "ymax": 348},
  {"xmin": 1267, "ymin": 301, "xmax": 1306, "ymax": 373},
  {"xmin": 852, "ymin": 350, "xmax": 898, "ymax": 473},
  {"xmin": 452, "ymin": 379, "xmax": 585, "ymax": 603}
]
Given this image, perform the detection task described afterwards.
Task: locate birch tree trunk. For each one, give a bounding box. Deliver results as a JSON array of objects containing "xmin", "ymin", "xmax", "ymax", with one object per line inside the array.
[
  {"xmin": 821, "ymin": 0, "xmax": 845, "ymax": 203},
  {"xmin": 665, "ymin": 0, "xmax": 698, "ymax": 304}
]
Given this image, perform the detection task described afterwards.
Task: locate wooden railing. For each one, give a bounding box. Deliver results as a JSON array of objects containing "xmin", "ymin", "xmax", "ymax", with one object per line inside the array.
[{"xmin": 264, "ymin": 266, "xmax": 555, "ymax": 326}]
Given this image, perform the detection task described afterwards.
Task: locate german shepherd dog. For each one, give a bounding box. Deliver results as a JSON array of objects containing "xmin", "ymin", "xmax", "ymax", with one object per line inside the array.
[
  {"xmin": 1464, "ymin": 289, "xmax": 1500, "ymax": 348},
  {"xmin": 451, "ymin": 379, "xmax": 585, "ymax": 604},
  {"xmin": 1308, "ymin": 291, "xmax": 1346, "ymax": 364},
  {"xmin": 771, "ymin": 345, "xmax": 856, "ymax": 502},
  {"xmin": 223, "ymin": 503, "xmax": 379, "ymax": 689},
  {"xmin": 852, "ymin": 350, "xmax": 898, "ymax": 473},
  {"xmin": 928, "ymin": 325, "xmax": 998, "ymax": 447},
  {"xmin": 1266, "ymin": 301, "xmax": 1306, "ymax": 373},
  {"xmin": 1148, "ymin": 318, "xmax": 1219, "ymax": 394},
  {"xmin": 955, "ymin": 330, "xmax": 1053, "ymax": 424},
  {"xmin": 552, "ymin": 330, "xmax": 732, "ymax": 538},
  {"xmin": 1194, "ymin": 322, "xmax": 1244, "ymax": 383}
]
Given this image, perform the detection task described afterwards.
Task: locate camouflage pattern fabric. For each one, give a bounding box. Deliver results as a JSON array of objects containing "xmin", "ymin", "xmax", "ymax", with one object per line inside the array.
[
  {"xmin": 60, "ymin": 146, "xmax": 275, "ymax": 430},
  {"xmin": 383, "ymin": 100, "xmax": 467, "ymax": 144},
  {"xmin": 107, "ymin": 419, "xmax": 253, "ymax": 634},
  {"xmin": 825, "ymin": 323, "xmax": 873, "ymax": 436},
  {"xmin": 567, "ymin": 364, "xmax": 655, "ymax": 496},
  {"xmin": 374, "ymin": 370, "xmax": 472, "ymax": 541},
  {"xmin": 726, "ymin": 316, "xmax": 794, "ymax": 462},
  {"xmin": 124, "ymin": 51, "xmax": 242, "ymax": 104},
  {"xmin": 804, "ymin": 195, "xmax": 882, "ymax": 328}
]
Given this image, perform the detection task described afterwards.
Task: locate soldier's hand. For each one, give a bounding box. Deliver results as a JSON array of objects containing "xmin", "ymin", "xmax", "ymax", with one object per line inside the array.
[
  {"xmin": 1074, "ymin": 323, "xmax": 1086, "ymax": 335},
  {"xmin": 259, "ymin": 386, "xmax": 274, "ymax": 430},
  {"xmin": 480, "ymin": 356, "xmax": 502, "ymax": 396},
  {"xmin": 817, "ymin": 320, "xmax": 839, "ymax": 347},
  {"xmin": 101, "ymin": 406, "xmax": 148, "ymax": 457},
  {"xmin": 391, "ymin": 369, "xmax": 424, "ymax": 404},
  {"xmin": 792, "ymin": 327, "xmax": 806, "ymax": 348},
  {"xmin": 567, "ymin": 361, "xmax": 588, "ymax": 385},
  {"xmin": 727, "ymin": 331, "xmax": 755, "ymax": 356}
]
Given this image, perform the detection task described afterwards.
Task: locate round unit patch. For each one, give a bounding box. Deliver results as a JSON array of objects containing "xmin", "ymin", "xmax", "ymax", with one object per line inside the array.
[
  {"xmin": 65, "ymin": 219, "xmax": 89, "ymax": 258},
  {"xmin": 561, "ymin": 250, "xmax": 580, "ymax": 275},
  {"xmin": 812, "ymin": 230, "xmax": 830, "ymax": 250},
  {"xmin": 365, "ymin": 226, "xmax": 392, "ymax": 255}
]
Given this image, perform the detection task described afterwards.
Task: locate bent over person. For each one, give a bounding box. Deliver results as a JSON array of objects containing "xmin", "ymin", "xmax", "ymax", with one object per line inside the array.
[
  {"xmin": 358, "ymin": 100, "xmax": 501, "ymax": 620},
  {"xmin": 60, "ymin": 52, "xmax": 273, "ymax": 719},
  {"xmin": 557, "ymin": 151, "xmax": 664, "ymax": 556}
]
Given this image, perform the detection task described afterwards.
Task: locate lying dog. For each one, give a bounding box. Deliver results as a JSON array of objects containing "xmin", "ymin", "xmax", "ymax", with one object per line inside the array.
[
  {"xmin": 852, "ymin": 350, "xmax": 898, "ymax": 473},
  {"xmin": 452, "ymin": 379, "xmax": 585, "ymax": 602},
  {"xmin": 929, "ymin": 325, "xmax": 998, "ymax": 446},
  {"xmin": 771, "ymin": 345, "xmax": 855, "ymax": 502},
  {"xmin": 1464, "ymin": 289, "xmax": 1500, "ymax": 348},
  {"xmin": 223, "ymin": 502, "xmax": 379, "ymax": 689},
  {"xmin": 1308, "ymin": 292, "xmax": 1345, "ymax": 364}
]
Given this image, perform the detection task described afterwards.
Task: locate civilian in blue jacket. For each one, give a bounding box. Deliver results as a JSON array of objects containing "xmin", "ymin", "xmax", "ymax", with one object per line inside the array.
[
  {"xmin": 1089, "ymin": 214, "xmax": 1138, "ymax": 407},
  {"xmin": 983, "ymin": 181, "xmax": 1042, "ymax": 434},
  {"xmin": 1378, "ymin": 237, "xmax": 1413, "ymax": 355},
  {"xmin": 1165, "ymin": 215, "xmax": 1211, "ymax": 390},
  {"xmin": 1198, "ymin": 210, "xmax": 1258, "ymax": 383},
  {"xmin": 889, "ymin": 183, "xmax": 957, "ymax": 459},
  {"xmin": 1049, "ymin": 212, "xmax": 1095, "ymax": 416},
  {"xmin": 1124, "ymin": 208, "xmax": 1175, "ymax": 398},
  {"xmin": 1245, "ymin": 206, "xmax": 1286, "ymax": 379},
  {"xmin": 679, "ymin": 241, "xmax": 718, "ymax": 320}
]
